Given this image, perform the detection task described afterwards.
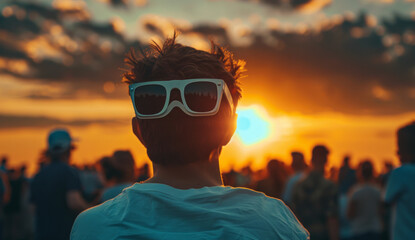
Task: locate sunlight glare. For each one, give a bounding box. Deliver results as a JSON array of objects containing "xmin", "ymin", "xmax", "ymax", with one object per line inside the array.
[{"xmin": 236, "ymin": 106, "xmax": 271, "ymax": 145}]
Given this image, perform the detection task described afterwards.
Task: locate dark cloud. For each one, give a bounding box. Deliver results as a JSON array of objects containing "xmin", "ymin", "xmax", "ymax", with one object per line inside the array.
[
  {"xmin": 181, "ymin": 25, "xmax": 229, "ymax": 43},
  {"xmin": 73, "ymin": 21, "xmax": 125, "ymax": 42},
  {"xmin": 0, "ymin": 15, "xmax": 41, "ymax": 35},
  {"xmin": 241, "ymin": 0, "xmax": 331, "ymax": 11},
  {"xmin": 24, "ymin": 93, "xmax": 56, "ymax": 100},
  {"xmin": 0, "ymin": 0, "xmax": 141, "ymax": 98},
  {"xmin": 0, "ymin": 114, "xmax": 124, "ymax": 129},
  {"xmin": 101, "ymin": 0, "xmax": 147, "ymax": 8},
  {"xmin": 107, "ymin": 0, "xmax": 128, "ymax": 7},
  {"xmin": 224, "ymin": 13, "xmax": 415, "ymax": 115}
]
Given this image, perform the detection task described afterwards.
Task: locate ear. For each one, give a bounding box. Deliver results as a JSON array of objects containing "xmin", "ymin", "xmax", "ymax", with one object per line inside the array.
[
  {"xmin": 221, "ymin": 113, "xmax": 237, "ymax": 146},
  {"xmin": 132, "ymin": 117, "xmax": 147, "ymax": 148}
]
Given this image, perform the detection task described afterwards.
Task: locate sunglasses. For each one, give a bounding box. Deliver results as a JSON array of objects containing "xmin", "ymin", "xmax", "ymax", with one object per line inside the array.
[{"xmin": 129, "ymin": 78, "xmax": 234, "ymax": 119}]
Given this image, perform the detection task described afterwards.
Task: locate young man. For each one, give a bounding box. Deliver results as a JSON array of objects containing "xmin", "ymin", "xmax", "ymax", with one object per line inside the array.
[
  {"xmin": 31, "ymin": 128, "xmax": 90, "ymax": 240},
  {"xmin": 71, "ymin": 36, "xmax": 309, "ymax": 239},
  {"xmin": 384, "ymin": 121, "xmax": 415, "ymax": 240},
  {"xmin": 291, "ymin": 145, "xmax": 339, "ymax": 240}
]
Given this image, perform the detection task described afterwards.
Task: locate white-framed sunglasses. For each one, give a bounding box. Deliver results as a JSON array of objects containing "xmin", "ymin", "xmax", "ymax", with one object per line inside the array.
[{"xmin": 129, "ymin": 78, "xmax": 235, "ymax": 119}]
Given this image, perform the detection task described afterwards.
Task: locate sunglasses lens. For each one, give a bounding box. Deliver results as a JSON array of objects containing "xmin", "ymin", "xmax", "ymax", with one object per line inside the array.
[
  {"xmin": 184, "ymin": 82, "xmax": 218, "ymax": 112},
  {"xmin": 134, "ymin": 85, "xmax": 167, "ymax": 115}
]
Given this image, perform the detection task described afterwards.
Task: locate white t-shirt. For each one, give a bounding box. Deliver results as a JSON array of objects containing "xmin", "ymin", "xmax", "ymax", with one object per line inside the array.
[
  {"xmin": 384, "ymin": 164, "xmax": 415, "ymax": 240},
  {"xmin": 71, "ymin": 183, "xmax": 309, "ymax": 240},
  {"xmin": 348, "ymin": 183, "xmax": 382, "ymax": 235}
]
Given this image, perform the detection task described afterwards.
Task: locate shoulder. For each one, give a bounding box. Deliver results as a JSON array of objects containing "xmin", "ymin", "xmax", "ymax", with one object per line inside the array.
[
  {"xmin": 388, "ymin": 165, "xmax": 415, "ymax": 184},
  {"xmin": 71, "ymin": 200, "xmax": 115, "ymax": 240},
  {"xmin": 393, "ymin": 164, "xmax": 415, "ymax": 175},
  {"xmin": 229, "ymin": 187, "xmax": 309, "ymax": 239},
  {"xmin": 348, "ymin": 184, "xmax": 361, "ymax": 197}
]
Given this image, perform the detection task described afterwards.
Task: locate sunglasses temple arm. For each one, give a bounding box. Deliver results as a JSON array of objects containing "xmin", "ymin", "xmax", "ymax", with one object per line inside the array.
[{"xmin": 223, "ymin": 85, "xmax": 235, "ymax": 114}]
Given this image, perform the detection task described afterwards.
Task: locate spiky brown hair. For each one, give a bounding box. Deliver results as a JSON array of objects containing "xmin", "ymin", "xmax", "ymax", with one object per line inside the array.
[{"xmin": 123, "ymin": 33, "xmax": 244, "ymax": 106}]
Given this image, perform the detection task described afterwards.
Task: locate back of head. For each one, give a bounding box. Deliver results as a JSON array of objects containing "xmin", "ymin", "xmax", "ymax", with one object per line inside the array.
[
  {"xmin": 267, "ymin": 159, "xmax": 285, "ymax": 178},
  {"xmin": 291, "ymin": 151, "xmax": 306, "ymax": 172},
  {"xmin": 311, "ymin": 145, "xmax": 329, "ymax": 168},
  {"xmin": 397, "ymin": 121, "xmax": 415, "ymax": 164},
  {"xmin": 358, "ymin": 160, "xmax": 374, "ymax": 181},
  {"xmin": 123, "ymin": 34, "xmax": 244, "ymax": 166},
  {"xmin": 1, "ymin": 156, "xmax": 7, "ymax": 166},
  {"xmin": 342, "ymin": 155, "xmax": 351, "ymax": 167},
  {"xmin": 47, "ymin": 128, "xmax": 74, "ymax": 162},
  {"xmin": 99, "ymin": 151, "xmax": 135, "ymax": 183}
]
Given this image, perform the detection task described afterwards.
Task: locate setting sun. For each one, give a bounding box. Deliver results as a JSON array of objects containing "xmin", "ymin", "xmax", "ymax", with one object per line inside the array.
[{"xmin": 235, "ymin": 106, "xmax": 272, "ymax": 145}]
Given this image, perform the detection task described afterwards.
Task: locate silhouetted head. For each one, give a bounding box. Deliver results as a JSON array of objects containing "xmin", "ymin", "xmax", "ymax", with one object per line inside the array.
[
  {"xmin": 124, "ymin": 34, "xmax": 244, "ymax": 166},
  {"xmin": 99, "ymin": 151, "xmax": 136, "ymax": 184},
  {"xmin": 311, "ymin": 145, "xmax": 330, "ymax": 169},
  {"xmin": 342, "ymin": 155, "xmax": 351, "ymax": 167},
  {"xmin": 46, "ymin": 128, "xmax": 75, "ymax": 162},
  {"xmin": 397, "ymin": 121, "xmax": 415, "ymax": 164},
  {"xmin": 267, "ymin": 159, "xmax": 283, "ymax": 178},
  {"xmin": 358, "ymin": 160, "xmax": 374, "ymax": 181},
  {"xmin": 291, "ymin": 151, "xmax": 307, "ymax": 172},
  {"xmin": 1, "ymin": 156, "xmax": 7, "ymax": 166}
]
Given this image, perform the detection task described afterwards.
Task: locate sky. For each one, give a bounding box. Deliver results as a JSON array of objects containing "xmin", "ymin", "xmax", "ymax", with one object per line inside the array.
[{"xmin": 0, "ymin": 0, "xmax": 415, "ymax": 175}]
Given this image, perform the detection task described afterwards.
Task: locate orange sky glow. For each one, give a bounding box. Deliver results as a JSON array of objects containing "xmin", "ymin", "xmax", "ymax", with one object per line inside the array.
[
  {"xmin": 1, "ymin": 0, "xmax": 415, "ymax": 177},
  {"xmin": 1, "ymin": 95, "xmax": 412, "ymax": 176}
]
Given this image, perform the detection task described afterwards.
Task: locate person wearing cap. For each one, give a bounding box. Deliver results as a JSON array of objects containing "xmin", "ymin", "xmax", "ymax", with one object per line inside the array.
[{"xmin": 30, "ymin": 128, "xmax": 90, "ymax": 240}]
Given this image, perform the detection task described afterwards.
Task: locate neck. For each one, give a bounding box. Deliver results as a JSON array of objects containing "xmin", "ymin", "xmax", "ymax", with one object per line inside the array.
[{"xmin": 145, "ymin": 149, "xmax": 223, "ymax": 189}]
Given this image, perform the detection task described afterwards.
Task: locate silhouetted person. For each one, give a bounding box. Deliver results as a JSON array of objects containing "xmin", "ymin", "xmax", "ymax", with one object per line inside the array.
[
  {"xmin": 283, "ymin": 151, "xmax": 308, "ymax": 205},
  {"xmin": 0, "ymin": 161, "xmax": 10, "ymax": 240},
  {"xmin": 347, "ymin": 160, "xmax": 382, "ymax": 240},
  {"xmin": 71, "ymin": 34, "xmax": 309, "ymax": 239},
  {"xmin": 292, "ymin": 145, "xmax": 339, "ymax": 240},
  {"xmin": 98, "ymin": 150, "xmax": 136, "ymax": 202},
  {"xmin": 338, "ymin": 155, "xmax": 357, "ymax": 195},
  {"xmin": 30, "ymin": 128, "xmax": 90, "ymax": 240},
  {"xmin": 256, "ymin": 159, "xmax": 288, "ymax": 199},
  {"xmin": 79, "ymin": 165, "xmax": 102, "ymax": 202},
  {"xmin": 384, "ymin": 121, "xmax": 415, "ymax": 240},
  {"xmin": 4, "ymin": 169, "xmax": 24, "ymax": 240},
  {"xmin": 379, "ymin": 161, "xmax": 394, "ymax": 188},
  {"xmin": 0, "ymin": 156, "xmax": 8, "ymax": 172}
]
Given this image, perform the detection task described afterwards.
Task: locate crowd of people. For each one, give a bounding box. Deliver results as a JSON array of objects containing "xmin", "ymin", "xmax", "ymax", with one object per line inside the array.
[
  {"xmin": 0, "ymin": 138, "xmax": 151, "ymax": 240},
  {"xmin": 0, "ymin": 134, "xmax": 412, "ymax": 240},
  {"xmin": 222, "ymin": 149, "xmax": 396, "ymax": 240}
]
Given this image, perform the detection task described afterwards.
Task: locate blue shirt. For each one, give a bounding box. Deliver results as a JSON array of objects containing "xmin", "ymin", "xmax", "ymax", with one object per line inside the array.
[
  {"xmin": 71, "ymin": 183, "xmax": 309, "ymax": 240},
  {"xmin": 384, "ymin": 164, "xmax": 415, "ymax": 240},
  {"xmin": 31, "ymin": 162, "xmax": 82, "ymax": 240}
]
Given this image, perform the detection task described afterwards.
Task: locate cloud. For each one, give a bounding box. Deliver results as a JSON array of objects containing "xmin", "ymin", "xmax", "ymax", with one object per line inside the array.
[
  {"xmin": 0, "ymin": 114, "xmax": 124, "ymax": 129},
  {"xmin": 233, "ymin": 13, "xmax": 415, "ymax": 115},
  {"xmin": 0, "ymin": 0, "xmax": 140, "ymax": 98},
  {"xmin": 242, "ymin": 0, "xmax": 331, "ymax": 12},
  {"xmin": 97, "ymin": 0, "xmax": 148, "ymax": 8}
]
